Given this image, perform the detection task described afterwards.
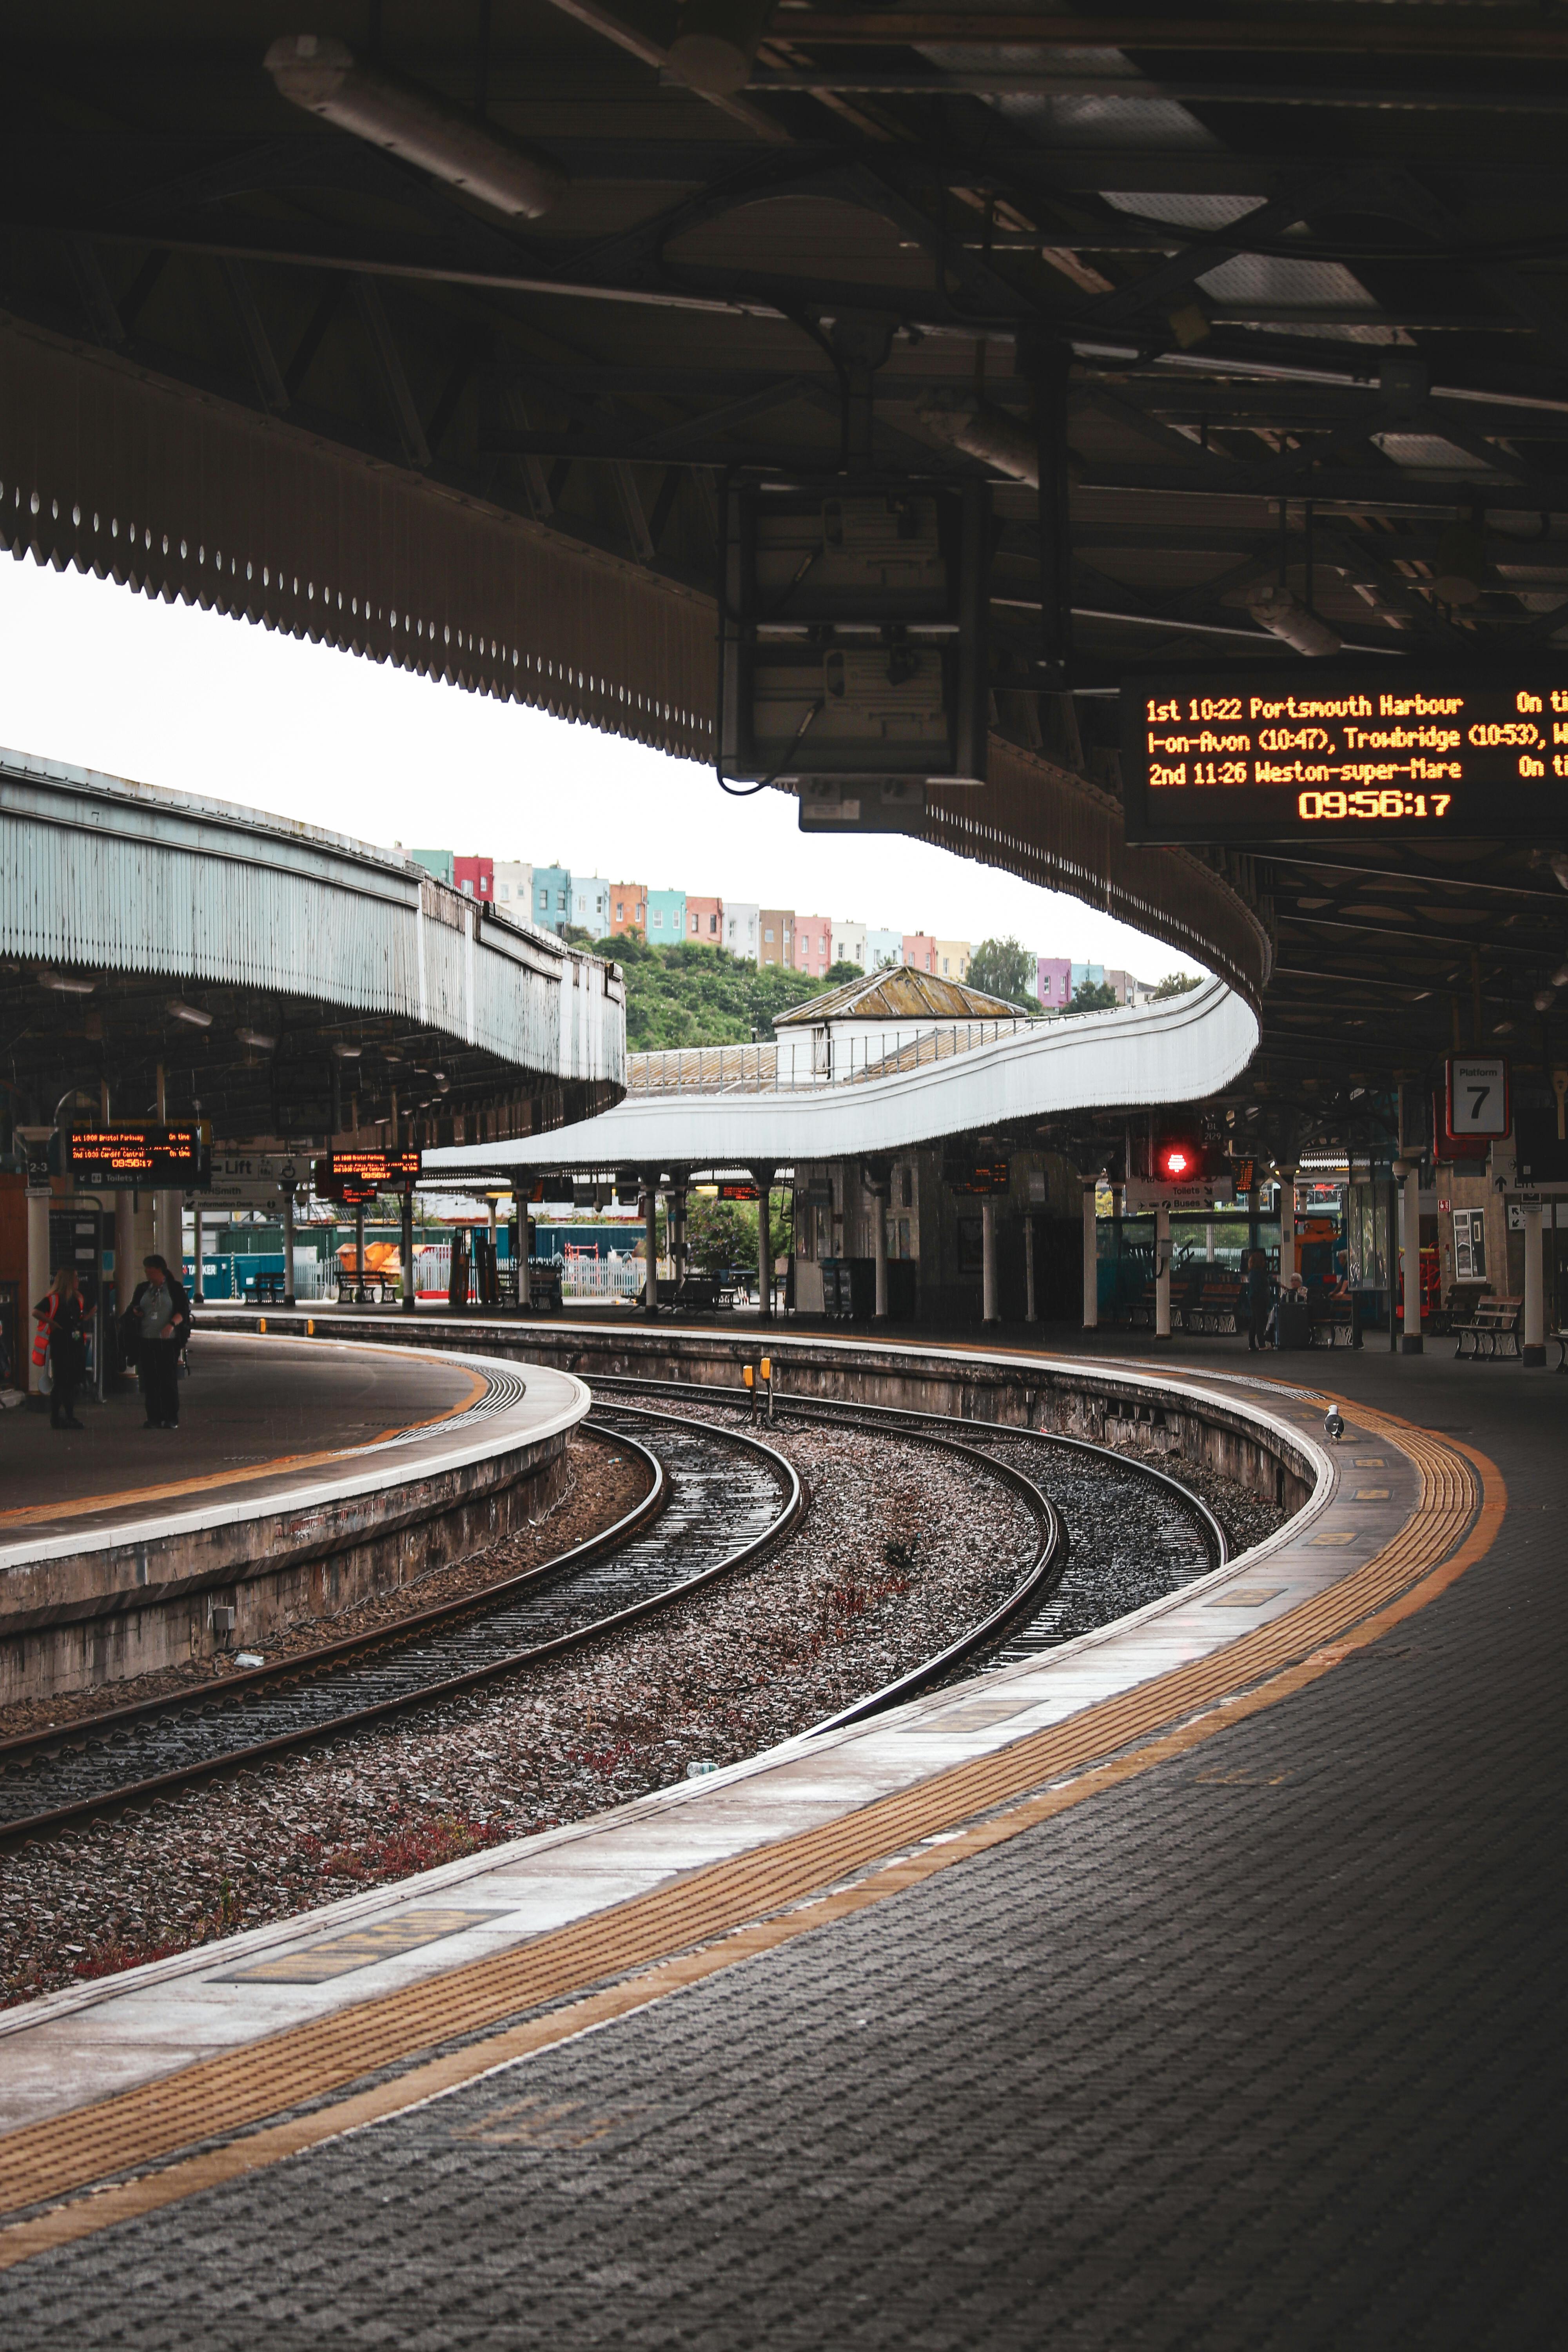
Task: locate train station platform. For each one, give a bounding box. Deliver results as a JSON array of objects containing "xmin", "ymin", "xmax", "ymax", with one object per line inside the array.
[
  {"xmin": 0, "ymin": 1326, "xmax": 1559, "ymax": 2345},
  {"xmin": 0, "ymin": 1336, "xmax": 588, "ymax": 1709}
]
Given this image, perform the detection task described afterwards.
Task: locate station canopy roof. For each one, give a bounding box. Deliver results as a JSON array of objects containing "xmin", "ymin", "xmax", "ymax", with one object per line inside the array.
[
  {"xmin": 7, "ymin": 5, "xmax": 1568, "ymax": 1166},
  {"xmin": 774, "ymin": 965, "xmax": 1031, "ymax": 1026}
]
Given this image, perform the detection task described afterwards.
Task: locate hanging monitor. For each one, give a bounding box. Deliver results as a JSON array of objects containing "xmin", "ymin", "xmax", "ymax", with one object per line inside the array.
[
  {"xmin": 720, "ymin": 477, "xmax": 990, "ymax": 789},
  {"xmin": 1122, "ymin": 664, "xmax": 1568, "ymax": 844},
  {"xmin": 70, "ymin": 1126, "xmax": 207, "ymax": 1188}
]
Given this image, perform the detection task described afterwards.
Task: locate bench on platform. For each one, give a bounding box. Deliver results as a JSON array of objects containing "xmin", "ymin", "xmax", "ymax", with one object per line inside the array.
[
  {"xmin": 1452, "ymin": 1298, "xmax": 1522, "ymax": 1358},
  {"xmin": 1186, "ymin": 1278, "xmax": 1246, "ymax": 1336},
  {"xmin": 1309, "ymin": 1296, "xmax": 1357, "ymax": 1347},
  {"xmin": 244, "ymin": 1272, "xmax": 286, "ymax": 1305}
]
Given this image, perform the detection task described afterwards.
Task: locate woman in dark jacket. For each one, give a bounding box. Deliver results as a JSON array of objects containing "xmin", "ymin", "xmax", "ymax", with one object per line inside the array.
[
  {"xmin": 1244, "ymin": 1248, "xmax": 1274, "ymax": 1354},
  {"xmin": 125, "ymin": 1254, "xmax": 192, "ymax": 1430},
  {"xmin": 33, "ymin": 1267, "xmax": 89, "ymax": 1429}
]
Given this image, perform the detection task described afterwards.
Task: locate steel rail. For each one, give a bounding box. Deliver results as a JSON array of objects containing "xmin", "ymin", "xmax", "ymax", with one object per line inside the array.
[
  {"xmin": 0, "ymin": 1411, "xmax": 800, "ymax": 1851},
  {"xmin": 583, "ymin": 1370, "xmax": 1230, "ymax": 1572},
  {"xmin": 587, "ymin": 1374, "xmax": 1226, "ymax": 1722}
]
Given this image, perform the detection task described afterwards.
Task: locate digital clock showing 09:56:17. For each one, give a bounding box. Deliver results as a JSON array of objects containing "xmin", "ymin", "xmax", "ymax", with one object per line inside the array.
[{"xmin": 1119, "ymin": 665, "xmax": 1568, "ymax": 846}]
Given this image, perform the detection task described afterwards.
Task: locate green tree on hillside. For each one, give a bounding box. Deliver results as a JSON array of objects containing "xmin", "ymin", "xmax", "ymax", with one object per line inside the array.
[
  {"xmin": 967, "ymin": 936, "xmax": 1038, "ymax": 1009},
  {"xmin": 595, "ymin": 936, "xmax": 838, "ymax": 1049},
  {"xmin": 1151, "ymin": 970, "xmax": 1202, "ymax": 1000},
  {"xmin": 1070, "ymin": 978, "xmax": 1120, "ymax": 1012}
]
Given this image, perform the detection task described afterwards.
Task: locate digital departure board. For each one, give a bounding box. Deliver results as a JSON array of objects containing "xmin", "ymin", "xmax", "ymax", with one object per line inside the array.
[
  {"xmin": 70, "ymin": 1127, "xmax": 206, "ymax": 1187},
  {"xmin": 1121, "ymin": 667, "xmax": 1568, "ymax": 844},
  {"xmin": 314, "ymin": 1149, "xmax": 422, "ymax": 1201}
]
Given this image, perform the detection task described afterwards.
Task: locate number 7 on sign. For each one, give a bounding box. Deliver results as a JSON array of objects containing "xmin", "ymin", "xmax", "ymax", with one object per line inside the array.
[{"xmin": 1446, "ymin": 1056, "xmax": 1510, "ymax": 1141}]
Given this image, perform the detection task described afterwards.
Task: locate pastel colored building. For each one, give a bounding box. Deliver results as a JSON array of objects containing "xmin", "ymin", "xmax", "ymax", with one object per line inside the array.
[
  {"xmin": 492, "ymin": 858, "xmax": 531, "ymax": 914},
  {"xmin": 933, "ymin": 938, "xmax": 970, "ymax": 982},
  {"xmin": 866, "ymin": 927, "xmax": 902, "ymax": 971},
  {"xmin": 570, "ymin": 875, "xmax": 612, "ymax": 934},
  {"xmin": 686, "ymin": 894, "xmax": 723, "ymax": 944},
  {"xmin": 647, "ymin": 887, "xmax": 685, "ymax": 942},
  {"xmin": 902, "ymin": 932, "xmax": 938, "ymax": 975},
  {"xmin": 759, "ymin": 909, "xmax": 795, "ymax": 967},
  {"xmin": 832, "ymin": 918, "xmax": 867, "ymax": 970},
  {"xmin": 608, "ymin": 882, "xmax": 647, "ymax": 938},
  {"xmin": 795, "ymin": 914, "xmax": 834, "ymax": 978},
  {"xmin": 408, "ymin": 848, "xmax": 454, "ymax": 885},
  {"xmin": 724, "ymin": 901, "xmax": 760, "ymax": 960},
  {"xmin": 453, "ymin": 855, "xmax": 494, "ymax": 902},
  {"xmin": 532, "ymin": 864, "xmax": 571, "ymax": 930},
  {"xmin": 1036, "ymin": 956, "xmax": 1071, "ymax": 1009}
]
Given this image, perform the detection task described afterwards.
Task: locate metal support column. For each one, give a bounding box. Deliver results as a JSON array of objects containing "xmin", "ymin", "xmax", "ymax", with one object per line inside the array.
[
  {"xmin": 644, "ymin": 1181, "xmax": 660, "ymax": 1320},
  {"xmin": 114, "ymin": 1189, "xmax": 133, "ymax": 1337},
  {"xmin": 1278, "ymin": 1166, "xmax": 1297, "ymax": 1286},
  {"xmin": 25, "ymin": 1187, "xmax": 49, "ymax": 1396},
  {"xmin": 755, "ymin": 1171, "xmax": 774, "ymax": 1319},
  {"xmin": 401, "ymin": 1190, "xmax": 415, "ymax": 1312},
  {"xmin": 1082, "ymin": 1178, "xmax": 1099, "ymax": 1330},
  {"xmin": 1024, "ymin": 1212, "xmax": 1038, "ymax": 1324},
  {"xmin": 283, "ymin": 1185, "xmax": 297, "ymax": 1308},
  {"xmin": 1523, "ymin": 1200, "xmax": 1546, "ymax": 1366},
  {"xmin": 981, "ymin": 1195, "xmax": 999, "ymax": 1325},
  {"xmin": 872, "ymin": 1173, "xmax": 889, "ymax": 1321},
  {"xmin": 1155, "ymin": 1203, "xmax": 1172, "ymax": 1339},
  {"xmin": 192, "ymin": 1200, "xmax": 203, "ymax": 1304},
  {"xmin": 354, "ymin": 1199, "xmax": 366, "ymax": 1305},
  {"xmin": 1401, "ymin": 1161, "xmax": 1424, "ymax": 1354}
]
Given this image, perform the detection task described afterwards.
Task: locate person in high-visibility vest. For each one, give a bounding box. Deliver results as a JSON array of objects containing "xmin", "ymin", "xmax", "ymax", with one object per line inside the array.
[{"xmin": 32, "ymin": 1267, "xmax": 89, "ymax": 1430}]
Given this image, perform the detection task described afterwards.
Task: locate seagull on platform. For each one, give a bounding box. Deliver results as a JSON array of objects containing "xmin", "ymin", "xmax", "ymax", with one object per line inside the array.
[{"xmin": 1323, "ymin": 1407, "xmax": 1346, "ymax": 1443}]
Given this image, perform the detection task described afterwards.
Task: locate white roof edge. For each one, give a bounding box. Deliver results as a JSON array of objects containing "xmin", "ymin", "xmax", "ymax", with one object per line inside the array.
[{"xmin": 425, "ymin": 978, "xmax": 1259, "ymax": 1171}]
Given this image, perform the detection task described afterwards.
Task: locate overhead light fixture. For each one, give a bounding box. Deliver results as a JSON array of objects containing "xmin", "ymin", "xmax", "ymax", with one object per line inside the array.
[
  {"xmin": 331, "ymin": 1042, "xmax": 362, "ymax": 1060},
  {"xmin": 165, "ymin": 996, "xmax": 214, "ymax": 1028},
  {"xmin": 1493, "ymin": 1020, "xmax": 1515, "ymax": 1034},
  {"xmin": 236, "ymin": 1027, "xmax": 277, "ymax": 1052},
  {"xmin": 1245, "ymin": 581, "xmax": 1341, "ymax": 658},
  {"xmin": 917, "ymin": 394, "xmax": 1038, "ymax": 486},
  {"xmin": 1535, "ymin": 989, "xmax": 1557, "ymax": 1012},
  {"xmin": 1551, "ymin": 960, "xmax": 1568, "ymax": 989},
  {"xmin": 1551, "ymin": 851, "xmax": 1568, "ymax": 892},
  {"xmin": 38, "ymin": 968, "xmax": 95, "ymax": 996},
  {"xmin": 263, "ymin": 35, "xmax": 567, "ymax": 220},
  {"xmin": 666, "ymin": 0, "xmax": 778, "ymax": 96}
]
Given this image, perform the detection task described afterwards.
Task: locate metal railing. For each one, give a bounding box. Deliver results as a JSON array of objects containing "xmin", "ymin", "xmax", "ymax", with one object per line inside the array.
[{"xmin": 624, "ymin": 1021, "xmax": 1029, "ymax": 1098}]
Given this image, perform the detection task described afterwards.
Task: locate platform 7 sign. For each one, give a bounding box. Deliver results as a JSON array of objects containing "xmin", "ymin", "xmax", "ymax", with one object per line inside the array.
[{"xmin": 1445, "ymin": 1056, "xmax": 1511, "ymax": 1141}]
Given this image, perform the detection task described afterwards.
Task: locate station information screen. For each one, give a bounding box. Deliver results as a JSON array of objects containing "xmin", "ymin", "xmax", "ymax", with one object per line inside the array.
[
  {"xmin": 314, "ymin": 1149, "xmax": 422, "ymax": 1199},
  {"xmin": 69, "ymin": 1126, "xmax": 205, "ymax": 1187},
  {"xmin": 1121, "ymin": 666, "xmax": 1568, "ymax": 844}
]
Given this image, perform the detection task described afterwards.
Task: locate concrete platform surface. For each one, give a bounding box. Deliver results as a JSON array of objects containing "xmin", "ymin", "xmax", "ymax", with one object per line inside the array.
[
  {"xmin": 3, "ymin": 1332, "xmax": 1557, "ymax": 2346},
  {"xmin": 0, "ymin": 1337, "xmax": 485, "ymax": 1545}
]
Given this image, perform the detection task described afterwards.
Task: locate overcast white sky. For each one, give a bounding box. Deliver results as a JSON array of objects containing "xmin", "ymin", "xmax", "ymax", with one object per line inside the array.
[{"xmin": 0, "ymin": 555, "xmax": 1182, "ymax": 973}]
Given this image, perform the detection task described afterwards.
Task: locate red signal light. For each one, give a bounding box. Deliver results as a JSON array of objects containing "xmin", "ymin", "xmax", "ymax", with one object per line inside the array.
[{"xmin": 1155, "ymin": 1138, "xmax": 1204, "ymax": 1183}]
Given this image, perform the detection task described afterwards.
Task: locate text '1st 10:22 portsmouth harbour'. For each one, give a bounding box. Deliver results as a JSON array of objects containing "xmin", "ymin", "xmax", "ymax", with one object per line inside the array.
[{"xmin": 1120, "ymin": 667, "xmax": 1568, "ymax": 845}]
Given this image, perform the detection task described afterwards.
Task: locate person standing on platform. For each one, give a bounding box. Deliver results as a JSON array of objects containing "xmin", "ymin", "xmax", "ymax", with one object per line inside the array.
[
  {"xmin": 33, "ymin": 1267, "xmax": 89, "ymax": 1430},
  {"xmin": 127, "ymin": 1252, "xmax": 191, "ymax": 1430},
  {"xmin": 1245, "ymin": 1247, "xmax": 1274, "ymax": 1354}
]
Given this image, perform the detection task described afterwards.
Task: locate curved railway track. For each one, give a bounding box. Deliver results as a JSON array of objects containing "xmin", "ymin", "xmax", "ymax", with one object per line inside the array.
[
  {"xmin": 0, "ymin": 1373, "xmax": 1234, "ymax": 1850},
  {"xmin": 0, "ymin": 1407, "xmax": 799, "ymax": 1850},
  {"xmin": 584, "ymin": 1375, "xmax": 1228, "ymax": 1723}
]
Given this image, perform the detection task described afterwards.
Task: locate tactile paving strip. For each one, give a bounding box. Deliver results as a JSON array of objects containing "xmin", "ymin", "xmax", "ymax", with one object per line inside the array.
[{"xmin": 0, "ymin": 1404, "xmax": 1485, "ymax": 2238}]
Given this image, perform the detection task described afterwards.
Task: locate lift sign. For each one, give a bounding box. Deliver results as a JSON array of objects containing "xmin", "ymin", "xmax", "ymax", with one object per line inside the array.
[
  {"xmin": 1445, "ymin": 1055, "xmax": 1511, "ymax": 1141},
  {"xmin": 69, "ymin": 1127, "xmax": 206, "ymax": 1187},
  {"xmin": 1121, "ymin": 666, "xmax": 1568, "ymax": 843}
]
